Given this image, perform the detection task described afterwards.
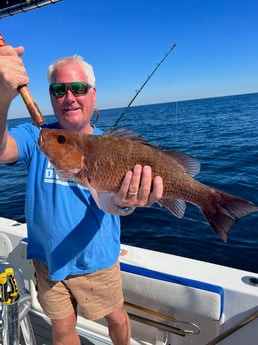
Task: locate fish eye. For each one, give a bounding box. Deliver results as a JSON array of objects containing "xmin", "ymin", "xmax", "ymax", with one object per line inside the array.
[{"xmin": 57, "ymin": 135, "xmax": 66, "ymax": 144}]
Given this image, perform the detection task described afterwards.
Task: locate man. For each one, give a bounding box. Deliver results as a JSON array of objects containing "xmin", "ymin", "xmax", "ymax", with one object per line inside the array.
[{"xmin": 0, "ymin": 44, "xmax": 163, "ymax": 345}]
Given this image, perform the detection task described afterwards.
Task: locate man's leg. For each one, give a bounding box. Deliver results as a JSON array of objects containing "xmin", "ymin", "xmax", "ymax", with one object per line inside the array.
[
  {"xmin": 105, "ymin": 305, "xmax": 131, "ymax": 345},
  {"xmin": 51, "ymin": 311, "xmax": 80, "ymax": 345},
  {"xmin": 33, "ymin": 261, "xmax": 80, "ymax": 345}
]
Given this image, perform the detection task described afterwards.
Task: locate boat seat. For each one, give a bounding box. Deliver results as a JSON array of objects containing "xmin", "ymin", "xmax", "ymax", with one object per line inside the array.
[{"xmin": 120, "ymin": 262, "xmax": 224, "ymax": 321}]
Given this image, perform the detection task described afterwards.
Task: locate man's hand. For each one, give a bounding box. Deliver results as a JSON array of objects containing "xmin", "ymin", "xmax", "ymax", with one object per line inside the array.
[
  {"xmin": 0, "ymin": 45, "xmax": 29, "ymax": 105},
  {"xmin": 113, "ymin": 164, "xmax": 163, "ymax": 208},
  {"xmin": 0, "ymin": 45, "xmax": 27, "ymax": 163}
]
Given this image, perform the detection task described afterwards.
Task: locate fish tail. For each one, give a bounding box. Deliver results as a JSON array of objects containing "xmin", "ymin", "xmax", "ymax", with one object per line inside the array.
[{"xmin": 201, "ymin": 190, "xmax": 258, "ymax": 242}]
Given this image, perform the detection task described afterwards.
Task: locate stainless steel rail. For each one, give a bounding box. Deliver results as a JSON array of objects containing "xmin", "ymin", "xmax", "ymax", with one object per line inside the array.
[
  {"xmin": 206, "ymin": 309, "xmax": 258, "ymax": 345},
  {"xmin": 125, "ymin": 301, "xmax": 200, "ymax": 337},
  {"xmin": 129, "ymin": 313, "xmax": 186, "ymax": 337}
]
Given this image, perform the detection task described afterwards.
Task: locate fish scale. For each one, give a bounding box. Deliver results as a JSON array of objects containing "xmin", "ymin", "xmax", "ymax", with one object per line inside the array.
[{"xmin": 39, "ymin": 128, "xmax": 258, "ymax": 242}]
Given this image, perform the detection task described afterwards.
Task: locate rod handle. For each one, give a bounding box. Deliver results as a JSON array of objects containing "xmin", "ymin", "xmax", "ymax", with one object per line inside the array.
[
  {"xmin": 0, "ymin": 33, "xmax": 45, "ymax": 126},
  {"xmin": 17, "ymin": 85, "xmax": 45, "ymax": 126}
]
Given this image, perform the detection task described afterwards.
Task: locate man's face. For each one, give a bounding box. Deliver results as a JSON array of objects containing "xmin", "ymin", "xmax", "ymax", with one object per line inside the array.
[{"xmin": 49, "ymin": 62, "xmax": 96, "ymax": 133}]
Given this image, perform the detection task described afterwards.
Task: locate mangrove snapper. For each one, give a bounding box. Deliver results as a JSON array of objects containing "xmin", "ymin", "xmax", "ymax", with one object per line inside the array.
[{"xmin": 38, "ymin": 128, "xmax": 258, "ymax": 242}]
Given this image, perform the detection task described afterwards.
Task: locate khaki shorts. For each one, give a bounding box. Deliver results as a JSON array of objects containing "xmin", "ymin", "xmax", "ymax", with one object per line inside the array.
[{"xmin": 33, "ymin": 260, "xmax": 124, "ymax": 320}]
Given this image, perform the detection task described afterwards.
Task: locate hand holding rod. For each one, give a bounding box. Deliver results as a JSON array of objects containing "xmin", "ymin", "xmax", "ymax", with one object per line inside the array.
[{"xmin": 0, "ymin": 33, "xmax": 45, "ymax": 126}]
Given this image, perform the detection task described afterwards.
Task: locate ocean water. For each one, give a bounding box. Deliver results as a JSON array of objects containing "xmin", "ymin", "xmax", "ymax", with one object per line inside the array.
[{"xmin": 0, "ymin": 93, "xmax": 257, "ymax": 273}]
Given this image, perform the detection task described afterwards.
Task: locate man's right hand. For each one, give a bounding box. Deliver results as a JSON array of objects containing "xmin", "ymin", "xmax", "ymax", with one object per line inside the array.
[
  {"xmin": 0, "ymin": 45, "xmax": 29, "ymax": 107},
  {"xmin": 0, "ymin": 45, "xmax": 25, "ymax": 163}
]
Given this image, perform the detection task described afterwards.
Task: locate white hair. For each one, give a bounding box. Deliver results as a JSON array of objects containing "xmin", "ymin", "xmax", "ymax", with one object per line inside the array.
[{"xmin": 47, "ymin": 55, "xmax": 96, "ymax": 85}]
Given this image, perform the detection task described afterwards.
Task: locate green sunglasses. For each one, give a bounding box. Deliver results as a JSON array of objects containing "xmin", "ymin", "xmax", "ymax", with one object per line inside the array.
[{"xmin": 49, "ymin": 82, "xmax": 92, "ymax": 98}]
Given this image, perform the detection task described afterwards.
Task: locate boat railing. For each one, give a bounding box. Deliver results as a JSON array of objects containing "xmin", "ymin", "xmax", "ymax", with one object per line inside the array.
[
  {"xmin": 125, "ymin": 301, "xmax": 258, "ymax": 342},
  {"xmin": 125, "ymin": 301, "xmax": 200, "ymax": 337},
  {"xmin": 205, "ymin": 308, "xmax": 258, "ymax": 345}
]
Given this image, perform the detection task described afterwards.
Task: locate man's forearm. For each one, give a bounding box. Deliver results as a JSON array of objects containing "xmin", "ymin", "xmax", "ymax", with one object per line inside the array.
[{"xmin": 0, "ymin": 103, "xmax": 9, "ymax": 155}]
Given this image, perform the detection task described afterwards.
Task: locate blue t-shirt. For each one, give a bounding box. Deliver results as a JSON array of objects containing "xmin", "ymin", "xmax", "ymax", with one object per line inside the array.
[{"xmin": 9, "ymin": 122, "xmax": 121, "ymax": 281}]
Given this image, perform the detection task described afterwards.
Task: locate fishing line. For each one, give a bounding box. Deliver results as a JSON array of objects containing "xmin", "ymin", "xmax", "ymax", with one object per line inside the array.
[{"xmin": 110, "ymin": 43, "xmax": 176, "ymax": 130}]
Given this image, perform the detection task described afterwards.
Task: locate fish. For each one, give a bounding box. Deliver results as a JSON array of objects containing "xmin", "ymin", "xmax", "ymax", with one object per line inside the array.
[{"xmin": 38, "ymin": 128, "xmax": 258, "ymax": 242}]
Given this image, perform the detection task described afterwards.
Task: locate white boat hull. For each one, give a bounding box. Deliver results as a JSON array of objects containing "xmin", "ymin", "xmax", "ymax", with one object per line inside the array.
[{"xmin": 1, "ymin": 216, "xmax": 258, "ymax": 345}]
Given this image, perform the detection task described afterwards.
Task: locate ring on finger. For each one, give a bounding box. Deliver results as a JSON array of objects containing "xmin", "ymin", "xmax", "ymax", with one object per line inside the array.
[{"xmin": 128, "ymin": 191, "xmax": 138, "ymax": 196}]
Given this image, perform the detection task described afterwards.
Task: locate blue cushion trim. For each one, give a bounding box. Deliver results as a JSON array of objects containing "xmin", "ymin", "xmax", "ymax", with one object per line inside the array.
[{"xmin": 120, "ymin": 262, "xmax": 224, "ymax": 318}]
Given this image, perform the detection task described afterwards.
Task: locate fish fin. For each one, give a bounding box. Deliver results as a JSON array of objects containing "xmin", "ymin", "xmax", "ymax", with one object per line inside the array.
[
  {"xmin": 200, "ymin": 190, "xmax": 258, "ymax": 242},
  {"xmin": 84, "ymin": 183, "xmax": 116, "ymax": 213},
  {"xmin": 96, "ymin": 192, "xmax": 116, "ymax": 213},
  {"xmin": 158, "ymin": 199, "xmax": 186, "ymax": 218},
  {"xmin": 161, "ymin": 150, "xmax": 201, "ymax": 177},
  {"xmin": 55, "ymin": 168, "xmax": 81, "ymax": 181},
  {"xmin": 104, "ymin": 128, "xmax": 149, "ymax": 143},
  {"xmin": 83, "ymin": 182, "xmax": 102, "ymax": 210},
  {"xmin": 106, "ymin": 129, "xmax": 200, "ymax": 177}
]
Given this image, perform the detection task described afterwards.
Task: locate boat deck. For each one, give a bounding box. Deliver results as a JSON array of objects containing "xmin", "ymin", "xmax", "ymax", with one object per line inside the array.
[{"xmin": 20, "ymin": 312, "xmax": 94, "ymax": 345}]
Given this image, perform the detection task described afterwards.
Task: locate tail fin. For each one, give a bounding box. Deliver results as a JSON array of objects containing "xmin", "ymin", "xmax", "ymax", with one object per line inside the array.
[{"xmin": 201, "ymin": 190, "xmax": 258, "ymax": 242}]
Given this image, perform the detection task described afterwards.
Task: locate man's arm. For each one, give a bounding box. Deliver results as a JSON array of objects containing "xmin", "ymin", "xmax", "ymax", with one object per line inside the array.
[{"xmin": 0, "ymin": 124, "xmax": 18, "ymax": 163}]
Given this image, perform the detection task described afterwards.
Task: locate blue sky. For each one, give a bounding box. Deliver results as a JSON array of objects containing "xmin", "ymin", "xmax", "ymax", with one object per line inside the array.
[{"xmin": 1, "ymin": 0, "xmax": 257, "ymax": 118}]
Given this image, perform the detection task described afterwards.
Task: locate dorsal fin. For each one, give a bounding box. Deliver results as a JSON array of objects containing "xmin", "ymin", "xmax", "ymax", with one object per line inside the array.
[
  {"xmin": 104, "ymin": 129, "xmax": 200, "ymax": 177},
  {"xmin": 104, "ymin": 129, "xmax": 148, "ymax": 143},
  {"xmin": 161, "ymin": 150, "xmax": 200, "ymax": 177}
]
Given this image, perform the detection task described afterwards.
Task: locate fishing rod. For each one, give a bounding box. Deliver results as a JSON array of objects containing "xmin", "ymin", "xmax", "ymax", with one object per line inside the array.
[{"xmin": 110, "ymin": 42, "xmax": 176, "ymax": 130}]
